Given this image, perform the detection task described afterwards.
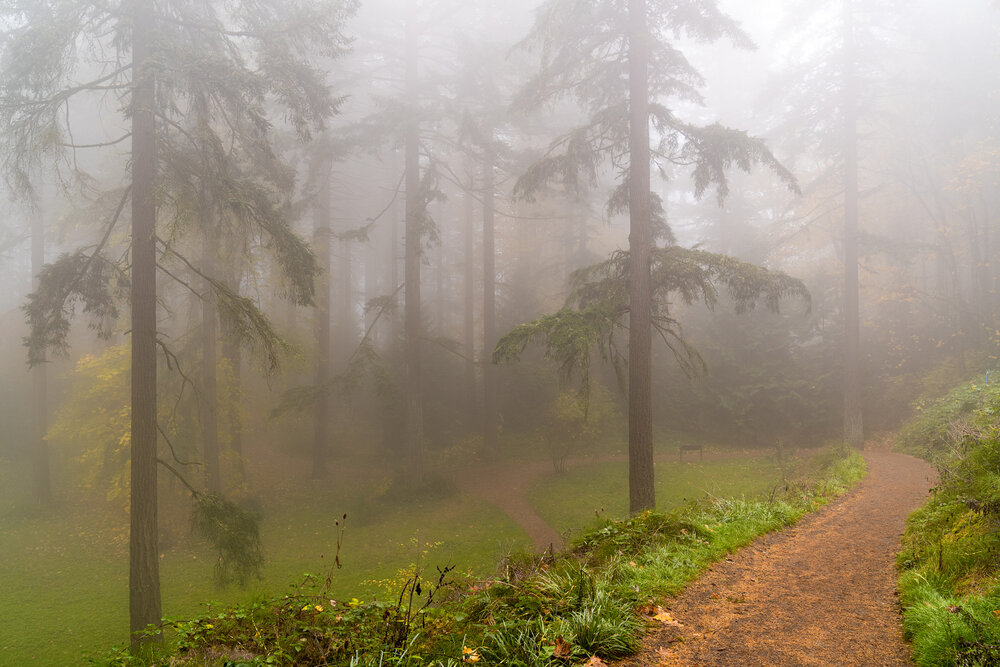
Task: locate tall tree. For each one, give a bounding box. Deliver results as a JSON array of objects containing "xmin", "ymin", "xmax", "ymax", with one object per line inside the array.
[
  {"xmin": 513, "ymin": 0, "xmax": 797, "ymax": 513},
  {"xmin": 403, "ymin": 0, "xmax": 425, "ymax": 480},
  {"xmin": 3, "ymin": 0, "xmax": 354, "ymax": 641},
  {"xmin": 841, "ymin": 0, "xmax": 863, "ymax": 448},
  {"xmin": 200, "ymin": 221, "xmax": 221, "ymax": 494},
  {"xmin": 30, "ymin": 207, "xmax": 49, "ymax": 503},
  {"xmin": 311, "ymin": 145, "xmax": 334, "ymax": 479},
  {"xmin": 481, "ymin": 146, "xmax": 498, "ymax": 453},
  {"xmin": 128, "ymin": 0, "xmax": 161, "ymax": 634},
  {"xmin": 763, "ymin": 0, "xmax": 907, "ymax": 446}
]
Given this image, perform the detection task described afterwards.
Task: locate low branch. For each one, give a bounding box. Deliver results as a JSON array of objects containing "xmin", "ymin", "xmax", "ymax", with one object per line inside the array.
[{"xmin": 157, "ymin": 457, "xmax": 201, "ymax": 497}]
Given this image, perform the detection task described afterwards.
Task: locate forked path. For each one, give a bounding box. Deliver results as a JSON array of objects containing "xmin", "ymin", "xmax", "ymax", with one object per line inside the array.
[{"xmin": 620, "ymin": 449, "xmax": 936, "ymax": 667}]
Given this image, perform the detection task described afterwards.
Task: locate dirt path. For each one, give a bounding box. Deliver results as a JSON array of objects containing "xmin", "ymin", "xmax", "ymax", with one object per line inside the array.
[
  {"xmin": 618, "ymin": 448, "xmax": 936, "ymax": 667},
  {"xmin": 457, "ymin": 460, "xmax": 567, "ymax": 553},
  {"xmin": 457, "ymin": 449, "xmax": 769, "ymax": 553}
]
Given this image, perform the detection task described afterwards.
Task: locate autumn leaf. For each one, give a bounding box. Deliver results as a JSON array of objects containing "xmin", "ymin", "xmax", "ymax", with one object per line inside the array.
[
  {"xmin": 653, "ymin": 608, "xmax": 684, "ymax": 627},
  {"xmin": 553, "ymin": 636, "xmax": 572, "ymax": 659},
  {"xmin": 584, "ymin": 657, "xmax": 608, "ymax": 667}
]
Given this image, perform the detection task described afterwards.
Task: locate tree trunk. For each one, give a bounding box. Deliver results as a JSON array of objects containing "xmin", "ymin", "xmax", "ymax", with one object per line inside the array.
[
  {"xmin": 313, "ymin": 154, "xmax": 332, "ymax": 479},
  {"xmin": 221, "ymin": 331, "xmax": 245, "ymax": 483},
  {"xmin": 201, "ymin": 225, "xmax": 221, "ymax": 494},
  {"xmin": 482, "ymin": 145, "xmax": 498, "ymax": 454},
  {"xmin": 338, "ymin": 235, "xmax": 353, "ymax": 350},
  {"xmin": 129, "ymin": 0, "xmax": 162, "ymax": 640},
  {"xmin": 434, "ymin": 230, "xmax": 445, "ymax": 335},
  {"xmin": 627, "ymin": 0, "xmax": 655, "ymax": 514},
  {"xmin": 403, "ymin": 0, "xmax": 424, "ymax": 480},
  {"xmin": 842, "ymin": 0, "xmax": 863, "ymax": 449},
  {"xmin": 31, "ymin": 209, "xmax": 50, "ymax": 504},
  {"xmin": 382, "ymin": 155, "xmax": 404, "ymax": 454},
  {"xmin": 389, "ymin": 151, "xmax": 402, "ymax": 348},
  {"xmin": 464, "ymin": 178, "xmax": 477, "ymax": 423}
]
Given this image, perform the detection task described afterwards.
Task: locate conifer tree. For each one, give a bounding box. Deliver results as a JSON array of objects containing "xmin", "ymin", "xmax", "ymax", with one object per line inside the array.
[
  {"xmin": 511, "ymin": 0, "xmax": 799, "ymax": 513},
  {"xmin": 30, "ymin": 208, "xmax": 48, "ymax": 503},
  {"xmin": 764, "ymin": 0, "xmax": 901, "ymax": 447},
  {"xmin": 1, "ymin": 0, "xmax": 354, "ymax": 642}
]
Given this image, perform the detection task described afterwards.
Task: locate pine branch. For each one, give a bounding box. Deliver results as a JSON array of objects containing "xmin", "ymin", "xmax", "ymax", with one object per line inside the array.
[{"xmin": 157, "ymin": 458, "xmax": 202, "ymax": 497}]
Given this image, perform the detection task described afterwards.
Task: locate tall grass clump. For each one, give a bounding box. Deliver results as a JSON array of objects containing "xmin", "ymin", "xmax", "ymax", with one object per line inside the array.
[{"xmin": 896, "ymin": 377, "xmax": 1000, "ymax": 665}]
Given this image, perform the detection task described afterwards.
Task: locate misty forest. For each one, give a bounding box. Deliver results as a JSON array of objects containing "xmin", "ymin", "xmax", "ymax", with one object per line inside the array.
[{"xmin": 0, "ymin": 0, "xmax": 998, "ymax": 665}]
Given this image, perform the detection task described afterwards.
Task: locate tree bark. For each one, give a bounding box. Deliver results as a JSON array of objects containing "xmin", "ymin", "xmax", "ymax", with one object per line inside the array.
[
  {"xmin": 842, "ymin": 0, "xmax": 863, "ymax": 449},
  {"xmin": 129, "ymin": 0, "xmax": 162, "ymax": 640},
  {"xmin": 403, "ymin": 0, "xmax": 424, "ymax": 481},
  {"xmin": 338, "ymin": 234, "xmax": 353, "ymax": 350},
  {"xmin": 627, "ymin": 0, "xmax": 655, "ymax": 514},
  {"xmin": 201, "ymin": 225, "xmax": 221, "ymax": 494},
  {"xmin": 31, "ymin": 208, "xmax": 49, "ymax": 504},
  {"xmin": 482, "ymin": 145, "xmax": 498, "ymax": 454},
  {"xmin": 221, "ymin": 330, "xmax": 245, "ymax": 483},
  {"xmin": 313, "ymin": 154, "xmax": 332, "ymax": 479},
  {"xmin": 463, "ymin": 177, "xmax": 477, "ymax": 423}
]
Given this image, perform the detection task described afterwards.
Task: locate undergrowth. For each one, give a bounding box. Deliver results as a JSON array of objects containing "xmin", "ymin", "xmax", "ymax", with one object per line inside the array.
[
  {"xmin": 896, "ymin": 377, "xmax": 1000, "ymax": 666},
  {"xmin": 96, "ymin": 448, "xmax": 864, "ymax": 666}
]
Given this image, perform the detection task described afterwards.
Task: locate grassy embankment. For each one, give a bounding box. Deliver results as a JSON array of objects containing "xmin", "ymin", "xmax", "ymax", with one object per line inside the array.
[
  {"xmin": 0, "ymin": 465, "xmax": 529, "ymax": 667},
  {"xmin": 895, "ymin": 376, "xmax": 1000, "ymax": 665},
  {"xmin": 82, "ymin": 446, "xmax": 863, "ymax": 666}
]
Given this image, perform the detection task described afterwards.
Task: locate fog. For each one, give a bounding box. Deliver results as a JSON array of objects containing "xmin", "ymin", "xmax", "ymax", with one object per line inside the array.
[{"xmin": 0, "ymin": 0, "xmax": 997, "ymax": 661}]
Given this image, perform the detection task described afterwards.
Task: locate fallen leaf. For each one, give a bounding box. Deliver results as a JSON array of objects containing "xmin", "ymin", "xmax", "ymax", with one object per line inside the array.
[
  {"xmin": 553, "ymin": 636, "xmax": 572, "ymax": 659},
  {"xmin": 653, "ymin": 609, "xmax": 683, "ymax": 627},
  {"xmin": 583, "ymin": 657, "xmax": 608, "ymax": 667}
]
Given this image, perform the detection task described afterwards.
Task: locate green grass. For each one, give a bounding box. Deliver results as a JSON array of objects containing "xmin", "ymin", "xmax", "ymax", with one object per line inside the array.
[
  {"xmin": 0, "ymin": 464, "xmax": 530, "ymax": 667},
  {"xmin": 1, "ymin": 446, "xmax": 864, "ymax": 667},
  {"xmin": 619, "ymin": 450, "xmax": 866, "ymax": 597},
  {"xmin": 119, "ymin": 447, "xmax": 864, "ymax": 667},
  {"xmin": 894, "ymin": 376, "xmax": 1000, "ymax": 665},
  {"xmin": 529, "ymin": 456, "xmax": 787, "ymax": 535}
]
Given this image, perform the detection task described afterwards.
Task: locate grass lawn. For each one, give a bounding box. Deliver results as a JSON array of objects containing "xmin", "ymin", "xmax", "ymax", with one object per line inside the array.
[
  {"xmin": 0, "ymin": 463, "xmax": 530, "ymax": 667},
  {"xmin": 0, "ymin": 449, "xmax": 809, "ymax": 665},
  {"xmin": 530, "ymin": 455, "xmax": 790, "ymax": 536}
]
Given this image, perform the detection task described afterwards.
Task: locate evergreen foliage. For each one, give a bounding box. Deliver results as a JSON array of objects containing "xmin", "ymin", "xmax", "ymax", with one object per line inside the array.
[
  {"xmin": 495, "ymin": 246, "xmax": 809, "ymax": 403},
  {"xmin": 0, "ymin": 0, "xmax": 356, "ymax": 640},
  {"xmin": 191, "ymin": 494, "xmax": 264, "ymax": 587},
  {"xmin": 22, "ymin": 249, "xmax": 127, "ymax": 366},
  {"xmin": 512, "ymin": 0, "xmax": 797, "ymax": 206},
  {"xmin": 511, "ymin": 0, "xmax": 802, "ymax": 512}
]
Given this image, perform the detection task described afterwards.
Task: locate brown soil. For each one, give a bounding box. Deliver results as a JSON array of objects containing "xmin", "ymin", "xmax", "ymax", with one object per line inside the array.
[
  {"xmin": 456, "ymin": 459, "xmax": 567, "ymax": 553},
  {"xmin": 457, "ymin": 449, "xmax": 772, "ymax": 553},
  {"xmin": 617, "ymin": 446, "xmax": 936, "ymax": 667}
]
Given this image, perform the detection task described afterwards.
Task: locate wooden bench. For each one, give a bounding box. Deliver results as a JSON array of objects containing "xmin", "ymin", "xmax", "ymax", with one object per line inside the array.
[{"xmin": 678, "ymin": 444, "xmax": 704, "ymax": 462}]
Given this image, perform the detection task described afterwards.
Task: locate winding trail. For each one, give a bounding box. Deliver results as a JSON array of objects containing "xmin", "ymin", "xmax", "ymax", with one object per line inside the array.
[
  {"xmin": 456, "ymin": 450, "xmax": 761, "ymax": 552},
  {"xmin": 618, "ymin": 448, "xmax": 936, "ymax": 666},
  {"xmin": 457, "ymin": 459, "xmax": 567, "ymax": 553}
]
